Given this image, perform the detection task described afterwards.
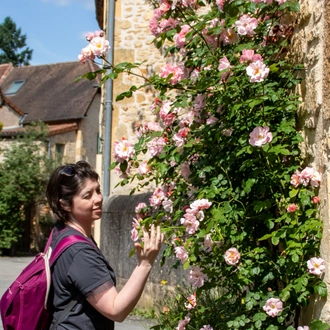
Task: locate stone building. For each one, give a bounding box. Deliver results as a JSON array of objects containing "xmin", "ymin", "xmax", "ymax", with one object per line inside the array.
[
  {"xmin": 0, "ymin": 61, "xmax": 101, "ymax": 250},
  {"xmin": 93, "ymin": 0, "xmax": 330, "ymax": 322}
]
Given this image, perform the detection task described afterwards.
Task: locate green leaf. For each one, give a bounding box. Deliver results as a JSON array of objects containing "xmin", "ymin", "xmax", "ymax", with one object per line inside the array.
[
  {"xmin": 309, "ymin": 320, "xmax": 330, "ymax": 330},
  {"xmin": 291, "ymin": 253, "xmax": 299, "ymax": 263},
  {"xmin": 314, "ymin": 281, "xmax": 328, "ymax": 297},
  {"xmin": 289, "ymin": 189, "xmax": 299, "ymax": 198},
  {"xmin": 271, "ymin": 235, "xmax": 280, "ymax": 246}
]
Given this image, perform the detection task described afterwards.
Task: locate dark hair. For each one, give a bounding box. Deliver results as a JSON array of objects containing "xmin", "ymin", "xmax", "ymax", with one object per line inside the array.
[{"xmin": 46, "ymin": 161, "xmax": 100, "ymax": 222}]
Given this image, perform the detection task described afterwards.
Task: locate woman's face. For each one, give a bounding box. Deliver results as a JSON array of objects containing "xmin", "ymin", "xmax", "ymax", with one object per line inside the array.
[{"xmin": 67, "ymin": 178, "xmax": 103, "ymax": 224}]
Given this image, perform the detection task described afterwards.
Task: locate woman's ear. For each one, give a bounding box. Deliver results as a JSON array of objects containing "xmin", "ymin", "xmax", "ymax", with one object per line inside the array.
[{"xmin": 59, "ymin": 199, "xmax": 71, "ymax": 212}]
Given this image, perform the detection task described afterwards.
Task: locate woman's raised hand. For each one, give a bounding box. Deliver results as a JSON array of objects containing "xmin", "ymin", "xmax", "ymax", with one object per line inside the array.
[{"xmin": 134, "ymin": 224, "xmax": 163, "ymax": 268}]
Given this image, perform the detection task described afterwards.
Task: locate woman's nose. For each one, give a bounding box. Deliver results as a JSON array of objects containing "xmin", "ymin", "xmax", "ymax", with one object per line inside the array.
[{"xmin": 94, "ymin": 192, "xmax": 103, "ymax": 203}]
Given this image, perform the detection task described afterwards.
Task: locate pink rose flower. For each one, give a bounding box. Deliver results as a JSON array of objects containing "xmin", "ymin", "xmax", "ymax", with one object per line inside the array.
[
  {"xmin": 160, "ymin": 62, "xmax": 185, "ymax": 85},
  {"xmin": 180, "ymin": 162, "xmax": 191, "ymax": 181},
  {"xmin": 297, "ymin": 327, "xmax": 309, "ymax": 330},
  {"xmin": 312, "ymin": 196, "xmax": 320, "ymax": 204},
  {"xmin": 220, "ymin": 28, "xmax": 238, "ymax": 45},
  {"xmin": 310, "ymin": 169, "xmax": 321, "ymax": 187},
  {"xmin": 218, "ymin": 56, "xmax": 231, "ymax": 71},
  {"xmin": 224, "ymin": 247, "xmax": 241, "ymax": 265},
  {"xmin": 92, "ymin": 30, "xmax": 105, "ymax": 38},
  {"xmin": 147, "ymin": 122, "xmax": 162, "ymax": 132},
  {"xmin": 188, "ymin": 266, "xmax": 208, "ymax": 288},
  {"xmin": 159, "ymin": 101, "xmax": 177, "ymax": 126},
  {"xmin": 249, "ymin": 126, "xmax": 273, "ymax": 147},
  {"xmin": 182, "ymin": 0, "xmax": 197, "ymax": 7},
  {"xmin": 235, "ymin": 14, "xmax": 259, "ymax": 36},
  {"xmin": 200, "ymin": 326, "xmax": 213, "ymax": 330},
  {"xmin": 159, "ymin": 0, "xmax": 171, "ymax": 12},
  {"xmin": 113, "ymin": 138, "xmax": 134, "ymax": 162},
  {"xmin": 180, "ymin": 212, "xmax": 200, "ymax": 234},
  {"xmin": 185, "ymin": 294, "xmax": 196, "ymax": 310},
  {"xmin": 216, "ymin": 0, "xmax": 225, "ymax": 11},
  {"xmin": 240, "ymin": 49, "xmax": 263, "ymax": 63},
  {"xmin": 176, "ymin": 316, "xmax": 190, "ymax": 330},
  {"xmin": 131, "ymin": 227, "xmax": 139, "ymax": 241},
  {"xmin": 246, "ymin": 60, "xmax": 270, "ymax": 82},
  {"xmin": 159, "ymin": 18, "xmax": 179, "ymax": 34},
  {"xmin": 290, "ymin": 170, "xmax": 301, "ymax": 187},
  {"xmin": 204, "ymin": 234, "xmax": 213, "ymax": 252},
  {"xmin": 147, "ymin": 137, "xmax": 167, "ymax": 157},
  {"xmin": 218, "ymin": 56, "xmax": 233, "ymax": 83},
  {"xmin": 174, "ymin": 246, "xmax": 188, "ymax": 263},
  {"xmin": 138, "ymin": 162, "xmax": 152, "ymax": 176},
  {"xmin": 300, "ymin": 167, "xmax": 314, "ymax": 186},
  {"xmin": 263, "ymin": 298, "xmax": 283, "ymax": 317},
  {"xmin": 78, "ymin": 45, "xmax": 95, "ymax": 63},
  {"xmin": 290, "ymin": 167, "xmax": 321, "ymax": 187},
  {"xmin": 89, "ymin": 36, "xmax": 110, "ymax": 57},
  {"xmin": 190, "ymin": 199, "xmax": 212, "ymax": 211},
  {"xmin": 162, "ymin": 199, "xmax": 173, "ymax": 213},
  {"xmin": 307, "ymin": 257, "xmax": 326, "ymax": 276},
  {"xmin": 194, "ymin": 94, "xmax": 206, "ymax": 110},
  {"xmin": 206, "ymin": 115, "xmax": 218, "ymax": 126},
  {"xmin": 135, "ymin": 202, "xmax": 147, "ymax": 215},
  {"xmin": 130, "ymin": 217, "xmax": 141, "ymax": 241},
  {"xmin": 287, "ymin": 203, "xmax": 297, "ymax": 213},
  {"xmin": 174, "ymin": 25, "xmax": 190, "ymax": 48},
  {"xmin": 149, "ymin": 187, "xmax": 166, "ymax": 207}
]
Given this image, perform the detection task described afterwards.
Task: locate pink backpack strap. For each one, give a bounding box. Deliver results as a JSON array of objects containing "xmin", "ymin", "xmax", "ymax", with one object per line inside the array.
[
  {"xmin": 49, "ymin": 234, "xmax": 96, "ymax": 266},
  {"xmin": 43, "ymin": 229, "xmax": 54, "ymax": 254}
]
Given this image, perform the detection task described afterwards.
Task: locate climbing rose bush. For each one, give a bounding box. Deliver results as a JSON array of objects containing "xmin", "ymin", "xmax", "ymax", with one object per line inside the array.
[{"xmin": 79, "ymin": 0, "xmax": 329, "ymax": 329}]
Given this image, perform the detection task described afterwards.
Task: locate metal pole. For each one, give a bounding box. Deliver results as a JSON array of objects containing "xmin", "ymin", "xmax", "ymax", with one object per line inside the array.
[{"xmin": 103, "ymin": 0, "xmax": 115, "ymax": 198}]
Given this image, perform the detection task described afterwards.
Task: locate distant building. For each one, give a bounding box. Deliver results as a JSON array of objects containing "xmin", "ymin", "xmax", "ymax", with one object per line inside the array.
[{"xmin": 0, "ymin": 61, "xmax": 101, "ymax": 167}]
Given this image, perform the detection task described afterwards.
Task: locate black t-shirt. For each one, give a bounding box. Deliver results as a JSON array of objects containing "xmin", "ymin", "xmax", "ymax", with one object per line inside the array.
[{"xmin": 50, "ymin": 223, "xmax": 116, "ymax": 330}]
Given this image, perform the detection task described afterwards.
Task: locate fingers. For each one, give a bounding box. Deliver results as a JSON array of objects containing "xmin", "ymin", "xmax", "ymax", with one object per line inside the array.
[
  {"xmin": 137, "ymin": 225, "xmax": 162, "ymax": 253},
  {"xmin": 156, "ymin": 225, "xmax": 163, "ymax": 248}
]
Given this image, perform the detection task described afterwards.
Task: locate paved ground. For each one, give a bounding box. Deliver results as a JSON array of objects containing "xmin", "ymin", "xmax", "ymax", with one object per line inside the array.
[{"xmin": 0, "ymin": 256, "xmax": 155, "ymax": 330}]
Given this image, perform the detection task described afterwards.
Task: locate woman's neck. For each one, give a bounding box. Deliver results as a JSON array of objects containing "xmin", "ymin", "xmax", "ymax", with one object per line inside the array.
[{"xmin": 66, "ymin": 219, "xmax": 92, "ymax": 238}]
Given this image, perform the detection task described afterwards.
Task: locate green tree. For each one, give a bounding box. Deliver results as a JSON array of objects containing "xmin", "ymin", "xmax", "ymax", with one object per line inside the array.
[
  {"xmin": 0, "ymin": 122, "xmax": 54, "ymax": 253},
  {"xmin": 0, "ymin": 16, "xmax": 33, "ymax": 66}
]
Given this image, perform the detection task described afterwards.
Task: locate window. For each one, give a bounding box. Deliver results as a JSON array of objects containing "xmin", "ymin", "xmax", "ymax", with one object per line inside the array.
[
  {"xmin": 4, "ymin": 80, "xmax": 25, "ymax": 95},
  {"xmin": 55, "ymin": 143, "xmax": 65, "ymax": 163}
]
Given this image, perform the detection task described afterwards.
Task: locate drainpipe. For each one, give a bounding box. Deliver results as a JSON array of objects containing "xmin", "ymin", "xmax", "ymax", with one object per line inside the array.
[{"xmin": 103, "ymin": 0, "xmax": 115, "ymax": 199}]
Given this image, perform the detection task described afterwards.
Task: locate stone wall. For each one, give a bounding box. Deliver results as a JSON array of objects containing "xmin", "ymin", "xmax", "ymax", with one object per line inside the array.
[
  {"xmin": 291, "ymin": 0, "xmax": 330, "ymax": 323},
  {"xmin": 100, "ymin": 193, "xmax": 186, "ymax": 310},
  {"xmin": 109, "ymin": 0, "xmax": 166, "ymax": 195},
  {"xmin": 0, "ymin": 104, "xmax": 20, "ymax": 128}
]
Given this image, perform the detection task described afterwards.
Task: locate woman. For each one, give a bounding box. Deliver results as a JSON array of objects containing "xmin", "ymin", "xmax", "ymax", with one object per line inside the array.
[{"xmin": 46, "ymin": 160, "xmax": 163, "ymax": 329}]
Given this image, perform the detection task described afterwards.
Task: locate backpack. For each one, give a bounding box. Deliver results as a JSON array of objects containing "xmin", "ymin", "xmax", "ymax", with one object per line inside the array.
[{"xmin": 0, "ymin": 229, "xmax": 94, "ymax": 330}]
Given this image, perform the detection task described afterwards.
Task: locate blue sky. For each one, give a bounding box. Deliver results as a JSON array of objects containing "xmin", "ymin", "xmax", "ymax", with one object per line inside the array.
[{"xmin": 0, "ymin": 0, "xmax": 100, "ymax": 65}]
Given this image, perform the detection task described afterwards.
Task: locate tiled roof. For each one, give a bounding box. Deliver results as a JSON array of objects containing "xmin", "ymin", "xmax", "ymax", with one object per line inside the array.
[
  {"xmin": 0, "ymin": 122, "xmax": 78, "ymax": 137},
  {"xmin": 95, "ymin": 0, "xmax": 103, "ymax": 29},
  {"xmin": 48, "ymin": 122, "xmax": 78, "ymax": 136},
  {"xmin": 0, "ymin": 87, "xmax": 25, "ymax": 116},
  {"xmin": 0, "ymin": 61, "xmax": 101, "ymax": 124}
]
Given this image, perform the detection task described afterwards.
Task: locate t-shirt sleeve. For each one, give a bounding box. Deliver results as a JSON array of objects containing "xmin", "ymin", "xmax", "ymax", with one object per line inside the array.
[{"xmin": 67, "ymin": 245, "xmax": 114, "ymax": 296}]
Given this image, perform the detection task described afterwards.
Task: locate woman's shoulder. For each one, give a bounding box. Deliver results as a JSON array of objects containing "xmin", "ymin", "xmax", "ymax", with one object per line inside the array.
[{"xmin": 50, "ymin": 223, "xmax": 99, "ymax": 260}]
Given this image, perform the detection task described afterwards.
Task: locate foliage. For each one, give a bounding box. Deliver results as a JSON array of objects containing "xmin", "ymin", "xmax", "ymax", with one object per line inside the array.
[
  {"xmin": 0, "ymin": 122, "xmax": 54, "ymax": 252},
  {"xmin": 0, "ymin": 16, "xmax": 33, "ymax": 66},
  {"xmin": 80, "ymin": 0, "xmax": 329, "ymax": 328}
]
